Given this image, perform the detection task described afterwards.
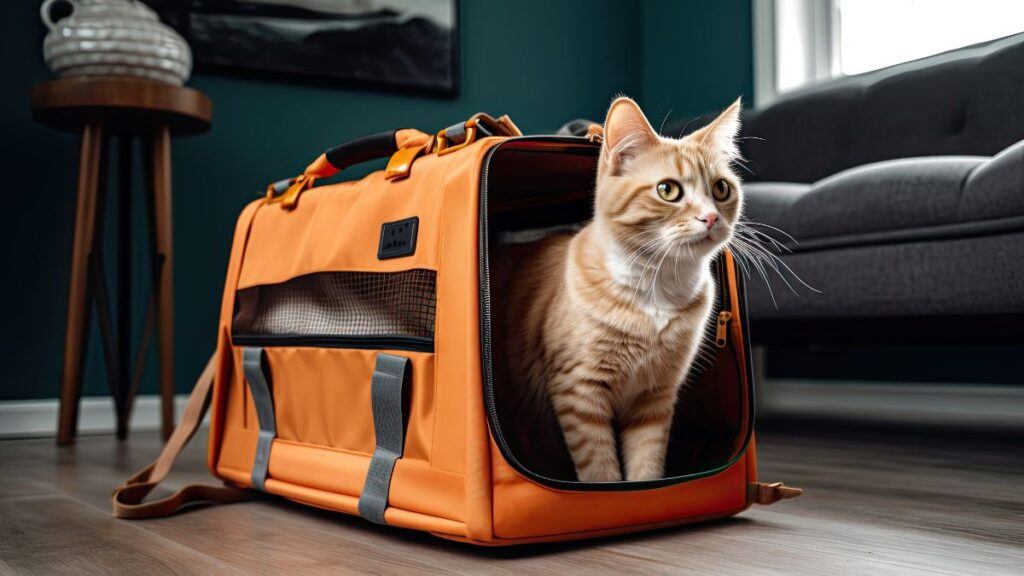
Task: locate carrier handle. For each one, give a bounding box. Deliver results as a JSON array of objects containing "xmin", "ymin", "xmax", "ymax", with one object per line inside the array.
[
  {"xmin": 266, "ymin": 128, "xmax": 431, "ymax": 209},
  {"xmin": 266, "ymin": 114, "xmax": 522, "ymax": 209},
  {"xmin": 315, "ymin": 128, "xmax": 432, "ymax": 180},
  {"xmin": 386, "ymin": 113, "xmax": 521, "ymax": 181}
]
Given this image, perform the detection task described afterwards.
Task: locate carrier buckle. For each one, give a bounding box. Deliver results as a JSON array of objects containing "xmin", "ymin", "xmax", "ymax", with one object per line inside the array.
[
  {"xmin": 435, "ymin": 113, "xmax": 523, "ymax": 157},
  {"xmin": 385, "ymin": 136, "xmax": 434, "ymax": 181},
  {"xmin": 265, "ymin": 174, "xmax": 316, "ymax": 210},
  {"xmin": 436, "ymin": 119, "xmax": 481, "ymax": 157}
]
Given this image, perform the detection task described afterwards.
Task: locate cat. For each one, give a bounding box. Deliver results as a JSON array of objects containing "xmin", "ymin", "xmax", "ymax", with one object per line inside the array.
[{"xmin": 491, "ymin": 96, "xmax": 744, "ymax": 482}]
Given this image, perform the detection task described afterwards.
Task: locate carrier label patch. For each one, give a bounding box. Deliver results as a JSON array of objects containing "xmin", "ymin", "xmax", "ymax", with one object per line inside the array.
[{"xmin": 378, "ymin": 217, "xmax": 418, "ymax": 259}]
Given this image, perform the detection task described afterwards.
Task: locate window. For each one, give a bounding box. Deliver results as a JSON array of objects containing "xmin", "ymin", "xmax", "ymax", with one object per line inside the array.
[{"xmin": 753, "ymin": 0, "xmax": 1024, "ymax": 106}]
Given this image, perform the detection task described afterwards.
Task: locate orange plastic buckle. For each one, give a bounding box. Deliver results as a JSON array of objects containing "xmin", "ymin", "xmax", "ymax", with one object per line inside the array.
[
  {"xmin": 385, "ymin": 136, "xmax": 434, "ymax": 181},
  {"xmin": 265, "ymin": 174, "xmax": 316, "ymax": 210},
  {"xmin": 436, "ymin": 119, "xmax": 480, "ymax": 157}
]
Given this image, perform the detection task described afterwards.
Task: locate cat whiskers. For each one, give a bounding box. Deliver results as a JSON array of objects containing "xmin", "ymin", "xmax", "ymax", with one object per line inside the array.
[
  {"xmin": 674, "ymin": 235, "xmax": 698, "ymax": 286},
  {"xmin": 688, "ymin": 336, "xmax": 719, "ymax": 377},
  {"xmin": 727, "ymin": 221, "xmax": 819, "ymax": 309},
  {"xmin": 633, "ymin": 227, "xmax": 700, "ymax": 311},
  {"xmin": 740, "ymin": 220, "xmax": 800, "ymax": 245},
  {"xmin": 735, "ymin": 229, "xmax": 816, "ymax": 293},
  {"xmin": 731, "ymin": 157, "xmax": 756, "ymax": 177},
  {"xmin": 628, "ymin": 238, "xmax": 670, "ymax": 308},
  {"xmin": 623, "ymin": 233, "xmax": 676, "ymax": 310},
  {"xmin": 642, "ymin": 237, "xmax": 682, "ymax": 306},
  {"xmin": 621, "ymin": 236, "xmax": 664, "ymax": 269},
  {"xmin": 618, "ymin": 214, "xmax": 675, "ymax": 270},
  {"xmin": 620, "ymin": 229, "xmax": 680, "ymax": 307}
]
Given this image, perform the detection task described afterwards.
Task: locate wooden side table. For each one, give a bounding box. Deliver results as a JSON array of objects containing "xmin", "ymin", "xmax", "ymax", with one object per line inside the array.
[{"xmin": 32, "ymin": 77, "xmax": 212, "ymax": 445}]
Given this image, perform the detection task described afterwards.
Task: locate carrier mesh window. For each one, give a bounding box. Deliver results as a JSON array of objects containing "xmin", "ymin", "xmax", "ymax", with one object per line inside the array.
[{"xmin": 233, "ymin": 269, "xmax": 437, "ymax": 339}]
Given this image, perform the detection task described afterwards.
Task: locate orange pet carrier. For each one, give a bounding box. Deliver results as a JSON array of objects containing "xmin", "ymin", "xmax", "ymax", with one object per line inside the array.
[{"xmin": 113, "ymin": 113, "xmax": 801, "ymax": 545}]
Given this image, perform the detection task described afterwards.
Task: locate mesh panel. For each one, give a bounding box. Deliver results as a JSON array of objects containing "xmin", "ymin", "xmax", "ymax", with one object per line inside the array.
[{"xmin": 233, "ymin": 269, "xmax": 436, "ymax": 339}]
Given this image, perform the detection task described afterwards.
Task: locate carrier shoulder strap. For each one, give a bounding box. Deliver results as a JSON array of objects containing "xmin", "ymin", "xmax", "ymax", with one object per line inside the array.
[{"xmin": 112, "ymin": 353, "xmax": 252, "ymax": 519}]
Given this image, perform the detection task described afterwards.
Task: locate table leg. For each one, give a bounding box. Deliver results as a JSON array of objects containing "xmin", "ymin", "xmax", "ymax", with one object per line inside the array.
[
  {"xmin": 115, "ymin": 136, "xmax": 133, "ymax": 439},
  {"xmin": 57, "ymin": 123, "xmax": 107, "ymax": 446},
  {"xmin": 146, "ymin": 126, "xmax": 175, "ymax": 440}
]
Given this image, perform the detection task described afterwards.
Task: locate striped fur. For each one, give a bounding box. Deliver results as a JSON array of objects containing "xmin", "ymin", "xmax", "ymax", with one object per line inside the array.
[{"xmin": 493, "ymin": 97, "xmax": 744, "ymax": 481}]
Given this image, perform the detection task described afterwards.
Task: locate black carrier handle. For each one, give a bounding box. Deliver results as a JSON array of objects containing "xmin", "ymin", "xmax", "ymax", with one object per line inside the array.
[
  {"xmin": 265, "ymin": 128, "xmax": 432, "ymax": 208},
  {"xmin": 266, "ymin": 114, "xmax": 522, "ymax": 209},
  {"xmin": 322, "ymin": 130, "xmax": 404, "ymax": 174}
]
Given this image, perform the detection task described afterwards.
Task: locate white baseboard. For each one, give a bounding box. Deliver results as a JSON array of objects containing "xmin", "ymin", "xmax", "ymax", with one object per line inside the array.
[
  {"xmin": 4, "ymin": 381, "xmax": 1019, "ymax": 438},
  {"xmin": 0, "ymin": 394, "xmax": 192, "ymax": 439},
  {"xmin": 758, "ymin": 379, "xmax": 1024, "ymax": 429}
]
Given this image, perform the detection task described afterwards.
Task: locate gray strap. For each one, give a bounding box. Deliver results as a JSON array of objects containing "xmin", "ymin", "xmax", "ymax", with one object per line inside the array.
[
  {"xmin": 270, "ymin": 178, "xmax": 292, "ymax": 195},
  {"xmin": 242, "ymin": 347, "xmax": 275, "ymax": 492},
  {"xmin": 357, "ymin": 353, "xmax": 409, "ymax": 524}
]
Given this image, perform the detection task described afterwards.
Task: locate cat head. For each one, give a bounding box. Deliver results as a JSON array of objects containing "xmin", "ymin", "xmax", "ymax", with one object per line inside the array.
[{"xmin": 595, "ymin": 96, "xmax": 743, "ymax": 263}]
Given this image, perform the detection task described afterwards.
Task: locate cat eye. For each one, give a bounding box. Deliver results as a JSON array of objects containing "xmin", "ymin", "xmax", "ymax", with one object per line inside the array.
[
  {"xmin": 712, "ymin": 179, "xmax": 731, "ymax": 201},
  {"xmin": 656, "ymin": 180, "xmax": 683, "ymax": 202}
]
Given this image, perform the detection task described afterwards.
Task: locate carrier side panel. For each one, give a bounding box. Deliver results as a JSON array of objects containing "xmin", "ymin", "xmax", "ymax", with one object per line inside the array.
[{"xmin": 209, "ymin": 198, "xmax": 263, "ymax": 477}]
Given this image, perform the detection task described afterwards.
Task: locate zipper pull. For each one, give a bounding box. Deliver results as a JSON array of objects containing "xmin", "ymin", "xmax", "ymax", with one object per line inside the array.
[
  {"xmin": 748, "ymin": 482, "xmax": 804, "ymax": 505},
  {"xmin": 715, "ymin": 310, "xmax": 733, "ymax": 348}
]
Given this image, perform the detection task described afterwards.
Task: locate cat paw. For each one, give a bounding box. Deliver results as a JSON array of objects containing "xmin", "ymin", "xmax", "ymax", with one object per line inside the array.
[
  {"xmin": 625, "ymin": 466, "xmax": 664, "ymax": 481},
  {"xmin": 577, "ymin": 466, "xmax": 623, "ymax": 482}
]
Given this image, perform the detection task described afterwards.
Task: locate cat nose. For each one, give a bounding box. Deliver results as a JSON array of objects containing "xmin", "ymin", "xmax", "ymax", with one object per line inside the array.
[{"xmin": 696, "ymin": 213, "xmax": 718, "ymax": 230}]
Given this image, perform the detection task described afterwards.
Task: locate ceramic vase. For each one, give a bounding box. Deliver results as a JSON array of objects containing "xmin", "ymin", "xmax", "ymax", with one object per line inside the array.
[{"xmin": 41, "ymin": 0, "xmax": 192, "ymax": 86}]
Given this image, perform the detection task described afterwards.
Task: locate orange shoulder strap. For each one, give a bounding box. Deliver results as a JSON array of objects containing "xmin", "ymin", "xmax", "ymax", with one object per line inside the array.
[{"xmin": 112, "ymin": 353, "xmax": 251, "ymax": 519}]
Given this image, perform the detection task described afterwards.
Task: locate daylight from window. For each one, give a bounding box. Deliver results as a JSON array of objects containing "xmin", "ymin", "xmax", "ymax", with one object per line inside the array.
[
  {"xmin": 838, "ymin": 0, "xmax": 1024, "ymax": 74},
  {"xmin": 774, "ymin": 0, "xmax": 819, "ymax": 93}
]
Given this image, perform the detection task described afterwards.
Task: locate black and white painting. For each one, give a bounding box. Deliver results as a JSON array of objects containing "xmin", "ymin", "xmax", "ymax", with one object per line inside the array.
[{"xmin": 148, "ymin": 0, "xmax": 459, "ymax": 95}]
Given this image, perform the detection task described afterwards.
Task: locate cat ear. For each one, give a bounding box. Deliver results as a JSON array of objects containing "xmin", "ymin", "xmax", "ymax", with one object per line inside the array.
[
  {"xmin": 602, "ymin": 97, "xmax": 659, "ymax": 172},
  {"xmin": 693, "ymin": 97, "xmax": 742, "ymax": 159}
]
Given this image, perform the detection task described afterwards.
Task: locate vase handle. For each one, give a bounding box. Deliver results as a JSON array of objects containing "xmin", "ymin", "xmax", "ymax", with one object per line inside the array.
[{"xmin": 40, "ymin": 0, "xmax": 78, "ymax": 31}]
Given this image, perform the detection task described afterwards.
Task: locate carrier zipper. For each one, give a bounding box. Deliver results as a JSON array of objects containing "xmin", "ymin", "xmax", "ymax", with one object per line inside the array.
[
  {"xmin": 478, "ymin": 136, "xmax": 755, "ymax": 491},
  {"xmin": 716, "ymin": 255, "xmax": 732, "ymax": 311},
  {"xmin": 231, "ymin": 334, "xmax": 433, "ymax": 353},
  {"xmin": 715, "ymin": 311, "xmax": 733, "ymax": 348}
]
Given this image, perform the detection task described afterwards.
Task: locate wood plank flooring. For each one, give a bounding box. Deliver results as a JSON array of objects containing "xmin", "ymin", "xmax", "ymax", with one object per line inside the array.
[{"xmin": 0, "ymin": 422, "xmax": 1021, "ymax": 575}]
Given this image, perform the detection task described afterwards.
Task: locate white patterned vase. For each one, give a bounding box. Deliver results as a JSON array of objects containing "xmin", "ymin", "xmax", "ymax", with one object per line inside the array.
[{"xmin": 41, "ymin": 0, "xmax": 192, "ymax": 86}]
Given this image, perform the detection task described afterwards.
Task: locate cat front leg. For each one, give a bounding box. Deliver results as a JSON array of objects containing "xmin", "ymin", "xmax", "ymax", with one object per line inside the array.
[
  {"xmin": 551, "ymin": 381, "xmax": 621, "ymax": 482},
  {"xmin": 620, "ymin": 386, "xmax": 677, "ymax": 481}
]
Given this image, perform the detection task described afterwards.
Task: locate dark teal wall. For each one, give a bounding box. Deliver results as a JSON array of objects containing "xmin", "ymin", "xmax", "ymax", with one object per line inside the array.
[
  {"xmin": 10, "ymin": 0, "xmax": 724, "ymax": 400},
  {"xmin": 641, "ymin": 0, "xmax": 754, "ymax": 126},
  {"xmin": 2, "ymin": 1, "xmax": 756, "ymax": 401}
]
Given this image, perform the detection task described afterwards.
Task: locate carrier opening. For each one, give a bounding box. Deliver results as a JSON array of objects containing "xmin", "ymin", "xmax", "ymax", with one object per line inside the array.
[{"xmin": 479, "ymin": 137, "xmax": 753, "ymax": 490}]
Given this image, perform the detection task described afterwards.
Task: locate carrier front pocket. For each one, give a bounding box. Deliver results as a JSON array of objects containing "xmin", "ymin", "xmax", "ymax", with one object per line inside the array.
[
  {"xmin": 230, "ymin": 268, "xmax": 438, "ymax": 461},
  {"xmin": 241, "ymin": 346, "xmax": 435, "ymax": 461}
]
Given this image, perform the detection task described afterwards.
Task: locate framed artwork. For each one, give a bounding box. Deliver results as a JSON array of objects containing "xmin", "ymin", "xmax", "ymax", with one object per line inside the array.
[{"xmin": 148, "ymin": 0, "xmax": 459, "ymax": 96}]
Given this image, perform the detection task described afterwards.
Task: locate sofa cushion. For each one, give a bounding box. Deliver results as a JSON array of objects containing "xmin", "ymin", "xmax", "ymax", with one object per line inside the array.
[
  {"xmin": 962, "ymin": 140, "xmax": 1024, "ymax": 221},
  {"xmin": 743, "ymin": 140, "xmax": 1024, "ymax": 251},
  {"xmin": 743, "ymin": 231, "xmax": 1024, "ymax": 319},
  {"xmin": 722, "ymin": 33, "xmax": 1024, "ymax": 183}
]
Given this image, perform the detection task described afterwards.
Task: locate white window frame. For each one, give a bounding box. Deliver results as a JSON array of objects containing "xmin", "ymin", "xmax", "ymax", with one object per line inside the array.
[
  {"xmin": 754, "ymin": 0, "xmax": 1024, "ymax": 108},
  {"xmin": 752, "ymin": 0, "xmax": 840, "ymax": 108}
]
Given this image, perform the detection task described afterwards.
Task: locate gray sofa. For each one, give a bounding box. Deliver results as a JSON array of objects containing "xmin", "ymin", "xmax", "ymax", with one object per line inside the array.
[{"xmin": 673, "ymin": 33, "xmax": 1024, "ymax": 344}]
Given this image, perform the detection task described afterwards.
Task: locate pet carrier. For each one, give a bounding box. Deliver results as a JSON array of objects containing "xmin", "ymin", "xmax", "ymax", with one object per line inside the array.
[{"xmin": 113, "ymin": 113, "xmax": 800, "ymax": 545}]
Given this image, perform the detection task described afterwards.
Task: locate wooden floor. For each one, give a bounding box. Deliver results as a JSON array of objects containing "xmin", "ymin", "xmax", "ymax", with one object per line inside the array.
[{"xmin": 0, "ymin": 422, "xmax": 1021, "ymax": 575}]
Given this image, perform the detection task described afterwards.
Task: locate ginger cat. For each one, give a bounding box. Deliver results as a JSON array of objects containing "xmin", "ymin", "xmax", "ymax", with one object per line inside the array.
[{"xmin": 492, "ymin": 97, "xmax": 744, "ymax": 482}]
